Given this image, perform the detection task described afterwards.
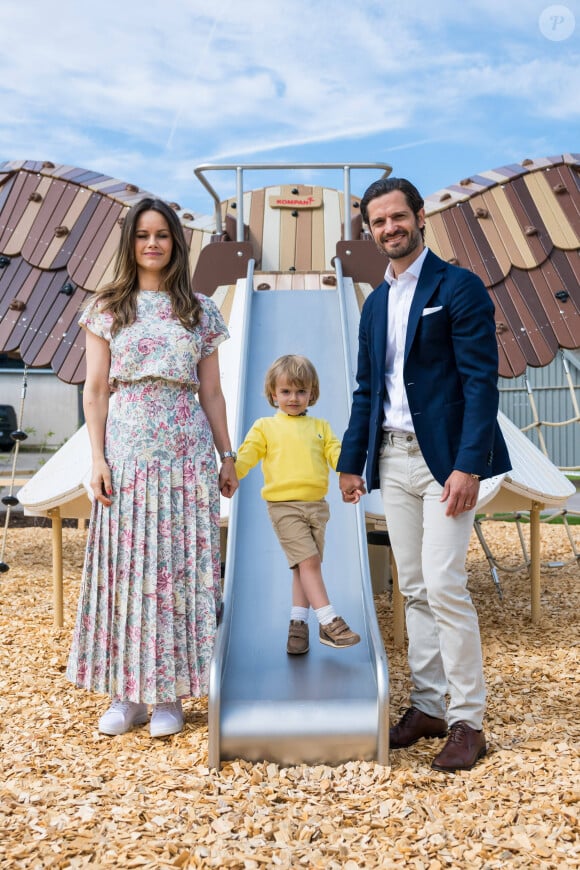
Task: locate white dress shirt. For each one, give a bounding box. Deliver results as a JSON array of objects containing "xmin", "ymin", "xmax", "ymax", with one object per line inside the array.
[{"xmin": 383, "ymin": 246, "xmax": 429, "ymax": 433}]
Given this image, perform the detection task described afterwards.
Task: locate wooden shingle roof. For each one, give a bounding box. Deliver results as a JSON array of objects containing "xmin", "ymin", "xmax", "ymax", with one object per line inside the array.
[
  {"xmin": 0, "ymin": 155, "xmax": 578, "ymax": 383},
  {"xmin": 0, "ymin": 161, "xmax": 221, "ymax": 383},
  {"xmin": 424, "ymin": 154, "xmax": 580, "ymax": 377}
]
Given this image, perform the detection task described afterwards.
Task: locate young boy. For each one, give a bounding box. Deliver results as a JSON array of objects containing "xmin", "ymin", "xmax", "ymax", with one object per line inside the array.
[{"xmin": 235, "ymin": 354, "xmax": 360, "ymax": 655}]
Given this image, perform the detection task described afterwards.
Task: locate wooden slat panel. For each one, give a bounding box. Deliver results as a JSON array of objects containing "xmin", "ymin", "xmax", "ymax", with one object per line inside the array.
[
  {"xmin": 38, "ymin": 186, "xmax": 94, "ymax": 270},
  {"xmin": 248, "ymin": 188, "xmax": 265, "ymax": 267},
  {"xmin": 66, "ymin": 197, "xmax": 121, "ymax": 286},
  {"xmin": 261, "ymin": 186, "xmax": 281, "ymax": 271},
  {"xmin": 524, "ymin": 170, "xmax": 579, "ymax": 250},
  {"xmin": 494, "ymin": 274, "xmax": 556, "ymax": 367},
  {"xmin": 487, "ymin": 187, "xmax": 539, "ymax": 270},
  {"xmin": 310, "ymin": 187, "xmax": 326, "ymax": 272},
  {"xmin": 504, "ymin": 176, "xmax": 553, "ymax": 262},
  {"xmin": 294, "ymin": 188, "xmax": 314, "ymax": 272},
  {"xmin": 424, "ymin": 212, "xmax": 456, "ymax": 263},
  {"xmin": 288, "ymin": 272, "xmax": 305, "ymax": 289},
  {"xmin": 50, "ymin": 319, "xmax": 87, "ymax": 384},
  {"xmin": 23, "ymin": 288, "xmax": 87, "ymax": 368},
  {"xmin": 278, "ymin": 185, "xmax": 299, "ymax": 271},
  {"xmin": 454, "ymin": 202, "xmax": 505, "ymax": 285},
  {"xmin": 0, "ymin": 260, "xmax": 37, "ymax": 351},
  {"xmin": 0, "ymin": 175, "xmax": 52, "ymax": 255},
  {"xmin": 490, "ymin": 288, "xmax": 532, "ymax": 377},
  {"xmin": 477, "ymin": 191, "xmax": 520, "ymax": 281},
  {"xmin": 0, "ymin": 172, "xmax": 17, "ymax": 217},
  {"xmin": 0, "ymin": 268, "xmax": 59, "ymax": 353},
  {"xmin": 507, "ymin": 269, "xmax": 571, "ymax": 354},
  {"xmin": 322, "ymin": 188, "xmax": 341, "ymax": 269},
  {"xmin": 548, "ymin": 249, "xmax": 580, "ymax": 309},
  {"xmin": 84, "ymin": 205, "xmax": 127, "ymax": 291},
  {"xmin": 517, "ymin": 265, "xmax": 580, "ymax": 348},
  {"xmin": 212, "ymin": 284, "xmax": 236, "ymax": 326},
  {"xmin": 187, "ymin": 226, "xmax": 205, "ymax": 279},
  {"xmin": 21, "ymin": 180, "xmax": 77, "ymax": 266},
  {"xmin": 49, "ymin": 189, "xmax": 104, "ymax": 275}
]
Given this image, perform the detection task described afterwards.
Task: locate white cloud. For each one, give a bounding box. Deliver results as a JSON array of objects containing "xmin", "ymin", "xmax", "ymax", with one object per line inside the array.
[{"xmin": 0, "ymin": 0, "xmax": 577, "ymax": 210}]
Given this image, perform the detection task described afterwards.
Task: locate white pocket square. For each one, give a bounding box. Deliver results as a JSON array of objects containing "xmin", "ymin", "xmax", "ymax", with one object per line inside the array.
[{"xmin": 422, "ymin": 306, "xmax": 443, "ymax": 316}]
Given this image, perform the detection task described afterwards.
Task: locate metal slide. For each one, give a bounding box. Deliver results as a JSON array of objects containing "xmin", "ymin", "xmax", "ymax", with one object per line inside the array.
[{"xmin": 208, "ymin": 261, "xmax": 389, "ymax": 767}]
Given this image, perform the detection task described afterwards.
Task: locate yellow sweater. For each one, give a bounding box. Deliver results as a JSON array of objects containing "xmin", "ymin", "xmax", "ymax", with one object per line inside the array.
[{"xmin": 236, "ymin": 412, "xmax": 342, "ymax": 502}]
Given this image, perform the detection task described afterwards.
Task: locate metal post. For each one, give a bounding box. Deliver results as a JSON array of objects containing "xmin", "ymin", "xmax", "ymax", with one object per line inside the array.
[
  {"xmin": 236, "ymin": 166, "xmax": 244, "ymax": 242},
  {"xmin": 343, "ymin": 166, "xmax": 351, "ymax": 241}
]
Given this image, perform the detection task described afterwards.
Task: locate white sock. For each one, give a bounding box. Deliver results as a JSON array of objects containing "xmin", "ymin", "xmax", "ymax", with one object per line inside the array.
[
  {"xmin": 315, "ymin": 604, "xmax": 337, "ymax": 626},
  {"xmin": 290, "ymin": 606, "xmax": 309, "ymax": 623}
]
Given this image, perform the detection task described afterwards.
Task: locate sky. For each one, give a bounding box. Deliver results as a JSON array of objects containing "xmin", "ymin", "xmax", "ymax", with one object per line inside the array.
[{"xmin": 1, "ymin": 0, "xmax": 578, "ymax": 218}]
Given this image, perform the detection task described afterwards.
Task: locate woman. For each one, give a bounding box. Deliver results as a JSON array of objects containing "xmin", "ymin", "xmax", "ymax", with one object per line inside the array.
[{"xmin": 67, "ymin": 198, "xmax": 238, "ymax": 738}]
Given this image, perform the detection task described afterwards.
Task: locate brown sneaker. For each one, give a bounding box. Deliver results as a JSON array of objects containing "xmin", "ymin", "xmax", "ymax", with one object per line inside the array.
[
  {"xmin": 431, "ymin": 721, "xmax": 487, "ymax": 772},
  {"xmin": 319, "ymin": 616, "xmax": 360, "ymax": 648},
  {"xmin": 287, "ymin": 620, "xmax": 309, "ymax": 655}
]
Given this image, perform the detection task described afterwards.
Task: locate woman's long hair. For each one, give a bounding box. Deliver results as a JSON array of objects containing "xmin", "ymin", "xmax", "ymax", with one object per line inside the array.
[{"xmin": 92, "ymin": 197, "xmax": 201, "ymax": 335}]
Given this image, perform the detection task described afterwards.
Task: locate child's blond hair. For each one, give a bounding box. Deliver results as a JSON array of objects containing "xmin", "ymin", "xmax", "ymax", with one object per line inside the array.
[{"xmin": 264, "ymin": 355, "xmax": 320, "ymax": 408}]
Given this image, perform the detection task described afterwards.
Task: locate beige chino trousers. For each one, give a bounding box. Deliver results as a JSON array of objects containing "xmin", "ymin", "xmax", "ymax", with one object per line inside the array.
[{"xmin": 379, "ymin": 431, "xmax": 486, "ymax": 729}]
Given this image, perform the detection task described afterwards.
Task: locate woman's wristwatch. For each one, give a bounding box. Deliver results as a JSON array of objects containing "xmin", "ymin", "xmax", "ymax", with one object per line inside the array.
[{"xmin": 220, "ymin": 450, "xmax": 237, "ymax": 462}]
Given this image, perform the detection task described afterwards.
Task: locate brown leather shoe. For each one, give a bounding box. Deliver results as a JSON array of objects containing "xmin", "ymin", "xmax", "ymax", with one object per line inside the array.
[
  {"xmin": 287, "ymin": 620, "xmax": 309, "ymax": 655},
  {"xmin": 390, "ymin": 706, "xmax": 447, "ymax": 749},
  {"xmin": 431, "ymin": 721, "xmax": 487, "ymax": 772}
]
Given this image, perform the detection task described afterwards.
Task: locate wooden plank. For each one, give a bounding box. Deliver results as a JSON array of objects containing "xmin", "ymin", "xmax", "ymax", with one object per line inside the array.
[
  {"xmin": 212, "ymin": 284, "xmax": 236, "ymax": 326},
  {"xmin": 38, "ymin": 186, "xmax": 93, "ymax": 271},
  {"xmin": 248, "ymin": 188, "xmax": 265, "ymax": 267},
  {"xmin": 287, "ymin": 272, "xmax": 303, "ymax": 289},
  {"xmin": 523, "ymin": 264, "xmax": 580, "ymax": 348},
  {"xmin": 278, "ymin": 185, "xmax": 299, "ymax": 271},
  {"xmin": 21, "ymin": 180, "xmax": 76, "ymax": 266},
  {"xmin": 294, "ymin": 188, "xmax": 314, "ymax": 272},
  {"xmin": 310, "ymin": 186, "xmax": 326, "ymax": 272},
  {"xmin": 19, "ymin": 278, "xmax": 85, "ymax": 365},
  {"xmin": 261, "ymin": 186, "xmax": 281, "ymax": 271},
  {"xmin": 322, "ymin": 188, "xmax": 341, "ymax": 270},
  {"xmin": 52, "ymin": 191, "xmax": 107, "ymax": 277},
  {"xmin": 425, "ymin": 212, "xmax": 454, "ymax": 263},
  {"xmin": 489, "ymin": 288, "xmax": 529, "ymax": 377},
  {"xmin": 524, "ymin": 170, "xmax": 579, "ymax": 250},
  {"xmin": 81, "ymin": 200, "xmax": 125, "ymax": 291},
  {"xmin": 457, "ymin": 203, "xmax": 505, "ymax": 286},
  {"xmin": 487, "ymin": 187, "xmax": 539, "ymax": 270},
  {"xmin": 478, "ymin": 192, "xmax": 519, "ymax": 280},
  {"xmin": 505, "ymin": 176, "xmax": 552, "ymax": 262},
  {"xmin": 0, "ymin": 261, "xmax": 38, "ymax": 352},
  {"xmin": 187, "ymin": 226, "xmax": 205, "ymax": 278},
  {"xmin": 1, "ymin": 175, "xmax": 53, "ymax": 256}
]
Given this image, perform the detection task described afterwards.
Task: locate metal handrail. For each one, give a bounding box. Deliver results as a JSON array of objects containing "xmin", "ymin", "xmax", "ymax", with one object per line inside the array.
[
  {"xmin": 208, "ymin": 257, "xmax": 256, "ymax": 769},
  {"xmin": 335, "ymin": 255, "xmax": 390, "ymax": 764},
  {"xmin": 193, "ymin": 162, "xmax": 392, "ymax": 240}
]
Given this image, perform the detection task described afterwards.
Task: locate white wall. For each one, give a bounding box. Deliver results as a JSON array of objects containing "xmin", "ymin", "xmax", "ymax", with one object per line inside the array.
[{"xmin": 0, "ymin": 371, "xmax": 80, "ymax": 447}]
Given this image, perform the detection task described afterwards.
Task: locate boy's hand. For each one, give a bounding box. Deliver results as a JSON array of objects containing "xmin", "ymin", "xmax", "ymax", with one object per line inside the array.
[{"xmin": 339, "ymin": 472, "xmax": 366, "ymax": 504}]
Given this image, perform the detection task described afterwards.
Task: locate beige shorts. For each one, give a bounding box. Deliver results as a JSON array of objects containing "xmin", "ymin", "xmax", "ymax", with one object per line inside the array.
[{"xmin": 266, "ymin": 499, "xmax": 330, "ymax": 569}]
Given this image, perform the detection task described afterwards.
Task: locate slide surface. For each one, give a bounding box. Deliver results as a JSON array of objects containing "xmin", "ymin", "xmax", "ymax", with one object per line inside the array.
[{"xmin": 209, "ymin": 282, "xmax": 389, "ymax": 767}]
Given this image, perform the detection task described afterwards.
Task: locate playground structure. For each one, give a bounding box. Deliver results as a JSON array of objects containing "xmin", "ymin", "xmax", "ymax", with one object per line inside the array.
[{"xmin": 1, "ymin": 157, "xmax": 579, "ymax": 766}]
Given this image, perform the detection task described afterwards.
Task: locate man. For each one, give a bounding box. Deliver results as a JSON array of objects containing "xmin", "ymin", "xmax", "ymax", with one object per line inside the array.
[{"xmin": 337, "ymin": 177, "xmax": 510, "ymax": 772}]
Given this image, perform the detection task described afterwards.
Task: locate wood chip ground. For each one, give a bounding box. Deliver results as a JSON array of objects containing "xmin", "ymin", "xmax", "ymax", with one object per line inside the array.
[{"xmin": 1, "ymin": 524, "xmax": 578, "ymax": 869}]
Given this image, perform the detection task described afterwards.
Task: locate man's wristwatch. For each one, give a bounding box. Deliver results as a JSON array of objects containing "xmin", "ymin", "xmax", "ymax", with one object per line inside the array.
[
  {"xmin": 469, "ymin": 473, "xmax": 481, "ymax": 480},
  {"xmin": 220, "ymin": 450, "xmax": 237, "ymax": 462}
]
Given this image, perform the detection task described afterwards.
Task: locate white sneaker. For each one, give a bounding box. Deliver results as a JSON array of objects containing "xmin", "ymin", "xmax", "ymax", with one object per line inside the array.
[
  {"xmin": 150, "ymin": 700, "xmax": 184, "ymax": 737},
  {"xmin": 98, "ymin": 700, "xmax": 149, "ymax": 735}
]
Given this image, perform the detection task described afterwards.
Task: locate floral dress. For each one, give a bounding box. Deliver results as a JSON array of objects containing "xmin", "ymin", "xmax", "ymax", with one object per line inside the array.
[{"xmin": 66, "ymin": 291, "xmax": 228, "ymax": 703}]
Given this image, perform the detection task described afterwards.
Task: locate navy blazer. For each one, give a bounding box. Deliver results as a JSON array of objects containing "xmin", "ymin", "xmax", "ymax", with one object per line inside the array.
[{"xmin": 337, "ymin": 249, "xmax": 511, "ymax": 490}]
